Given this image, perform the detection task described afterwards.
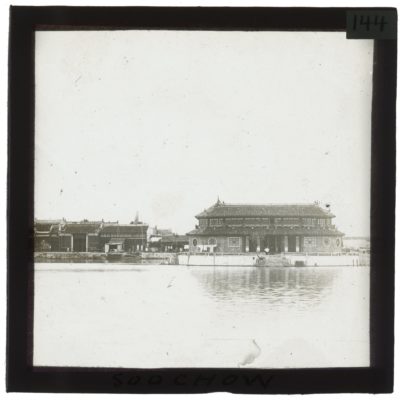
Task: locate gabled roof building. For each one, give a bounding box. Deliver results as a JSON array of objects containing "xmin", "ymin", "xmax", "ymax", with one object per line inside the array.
[
  {"xmin": 100, "ymin": 223, "xmax": 148, "ymax": 252},
  {"xmin": 34, "ymin": 218, "xmax": 148, "ymax": 253},
  {"xmin": 34, "ymin": 219, "xmax": 64, "ymax": 251},
  {"xmin": 187, "ymin": 200, "xmax": 344, "ymax": 254}
]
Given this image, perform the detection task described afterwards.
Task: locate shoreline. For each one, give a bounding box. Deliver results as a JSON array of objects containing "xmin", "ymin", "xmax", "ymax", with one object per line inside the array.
[
  {"xmin": 34, "ymin": 251, "xmax": 177, "ymax": 264},
  {"xmin": 34, "ymin": 251, "xmax": 369, "ymax": 267}
]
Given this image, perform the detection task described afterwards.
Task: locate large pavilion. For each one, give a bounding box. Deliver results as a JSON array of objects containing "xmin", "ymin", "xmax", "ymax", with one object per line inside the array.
[{"xmin": 187, "ymin": 200, "xmax": 344, "ymax": 254}]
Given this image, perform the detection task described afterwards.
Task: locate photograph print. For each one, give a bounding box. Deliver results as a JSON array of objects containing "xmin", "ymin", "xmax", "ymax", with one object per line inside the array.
[{"xmin": 33, "ymin": 27, "xmax": 373, "ymax": 370}]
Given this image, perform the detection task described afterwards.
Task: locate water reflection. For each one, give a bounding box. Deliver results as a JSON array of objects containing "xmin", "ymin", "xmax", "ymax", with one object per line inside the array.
[
  {"xmin": 190, "ymin": 266, "xmax": 338, "ymax": 309},
  {"xmin": 34, "ymin": 264, "xmax": 369, "ymax": 368}
]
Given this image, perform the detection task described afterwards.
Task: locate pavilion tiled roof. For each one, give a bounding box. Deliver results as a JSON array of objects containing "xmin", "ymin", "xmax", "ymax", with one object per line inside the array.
[
  {"xmin": 187, "ymin": 226, "xmax": 344, "ymax": 237},
  {"xmin": 195, "ymin": 203, "xmax": 334, "ymax": 218}
]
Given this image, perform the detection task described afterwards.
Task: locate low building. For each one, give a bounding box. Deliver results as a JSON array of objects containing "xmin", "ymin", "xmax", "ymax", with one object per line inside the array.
[
  {"xmin": 187, "ymin": 200, "xmax": 344, "ymax": 254},
  {"xmin": 59, "ymin": 221, "xmax": 102, "ymax": 252},
  {"xmin": 159, "ymin": 235, "xmax": 189, "ymax": 252},
  {"xmin": 148, "ymin": 227, "xmax": 188, "ymax": 252},
  {"xmin": 34, "ymin": 219, "xmax": 64, "ymax": 251},
  {"xmin": 100, "ymin": 223, "xmax": 148, "ymax": 253},
  {"xmin": 34, "ymin": 218, "xmax": 148, "ymax": 253}
]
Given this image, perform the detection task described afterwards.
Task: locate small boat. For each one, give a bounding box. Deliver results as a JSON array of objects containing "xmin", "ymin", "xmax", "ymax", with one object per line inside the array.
[
  {"xmin": 294, "ymin": 260, "xmax": 306, "ymax": 267},
  {"xmin": 106, "ymin": 251, "xmax": 126, "ymax": 261}
]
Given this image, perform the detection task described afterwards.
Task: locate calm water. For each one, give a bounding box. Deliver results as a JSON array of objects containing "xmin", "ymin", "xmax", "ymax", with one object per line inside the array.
[{"xmin": 34, "ymin": 264, "xmax": 370, "ymax": 368}]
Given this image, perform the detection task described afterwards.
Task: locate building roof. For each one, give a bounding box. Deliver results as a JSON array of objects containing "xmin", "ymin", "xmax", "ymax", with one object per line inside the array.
[
  {"xmin": 101, "ymin": 224, "xmax": 148, "ymax": 236},
  {"xmin": 160, "ymin": 235, "xmax": 189, "ymax": 244},
  {"xmin": 35, "ymin": 223, "xmax": 60, "ymax": 234},
  {"xmin": 187, "ymin": 226, "xmax": 344, "ymax": 237},
  {"xmin": 62, "ymin": 223, "xmax": 102, "ymax": 234},
  {"xmin": 156, "ymin": 229, "xmax": 174, "ymax": 236},
  {"xmin": 107, "ymin": 238, "xmax": 126, "ymax": 244},
  {"xmin": 195, "ymin": 202, "xmax": 335, "ymax": 218},
  {"xmin": 35, "ymin": 220, "xmax": 149, "ymax": 236},
  {"xmin": 35, "ymin": 219, "xmax": 63, "ymax": 225},
  {"xmin": 149, "ymin": 236, "xmax": 162, "ymax": 243},
  {"xmin": 34, "ymin": 219, "xmax": 63, "ymax": 235}
]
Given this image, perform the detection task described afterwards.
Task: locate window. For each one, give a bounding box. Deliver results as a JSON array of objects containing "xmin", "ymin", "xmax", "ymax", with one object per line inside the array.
[
  {"xmin": 323, "ymin": 237, "xmax": 330, "ymax": 246},
  {"xmin": 228, "ymin": 237, "xmax": 241, "ymax": 248},
  {"xmin": 208, "ymin": 237, "xmax": 216, "ymax": 245},
  {"xmin": 304, "ymin": 237, "xmax": 316, "ymax": 247},
  {"xmin": 199, "ymin": 219, "xmax": 208, "ymax": 228},
  {"xmin": 318, "ymin": 219, "xmax": 326, "ymax": 227},
  {"xmin": 243, "ymin": 218, "xmax": 269, "ymax": 225},
  {"xmin": 303, "ymin": 218, "xmax": 319, "ymax": 226},
  {"xmin": 225, "ymin": 218, "xmax": 243, "ymax": 225},
  {"xmin": 209, "ymin": 218, "xmax": 223, "ymax": 226},
  {"xmin": 192, "ymin": 238, "xmax": 198, "ymax": 246},
  {"xmin": 282, "ymin": 218, "xmax": 300, "ymax": 225},
  {"xmin": 275, "ymin": 218, "xmax": 299, "ymax": 226}
]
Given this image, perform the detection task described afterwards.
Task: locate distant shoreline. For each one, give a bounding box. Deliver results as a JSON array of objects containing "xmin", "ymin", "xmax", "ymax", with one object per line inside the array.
[{"xmin": 34, "ymin": 251, "xmax": 177, "ymax": 264}]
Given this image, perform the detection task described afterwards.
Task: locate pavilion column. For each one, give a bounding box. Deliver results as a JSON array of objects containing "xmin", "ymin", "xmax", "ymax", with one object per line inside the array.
[
  {"xmin": 70, "ymin": 235, "xmax": 74, "ymax": 252},
  {"xmin": 284, "ymin": 235, "xmax": 288, "ymax": 253},
  {"xmin": 296, "ymin": 236, "xmax": 300, "ymax": 252},
  {"xmin": 245, "ymin": 236, "xmax": 249, "ymax": 252},
  {"xmin": 256, "ymin": 236, "xmax": 261, "ymax": 252},
  {"xmin": 85, "ymin": 235, "xmax": 89, "ymax": 252}
]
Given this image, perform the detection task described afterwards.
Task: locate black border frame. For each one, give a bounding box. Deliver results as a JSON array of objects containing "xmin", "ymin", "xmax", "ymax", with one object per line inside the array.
[{"xmin": 7, "ymin": 6, "xmax": 396, "ymax": 394}]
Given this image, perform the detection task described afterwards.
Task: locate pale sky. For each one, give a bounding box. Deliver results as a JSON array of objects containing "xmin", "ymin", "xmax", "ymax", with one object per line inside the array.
[{"xmin": 35, "ymin": 31, "xmax": 373, "ymax": 236}]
